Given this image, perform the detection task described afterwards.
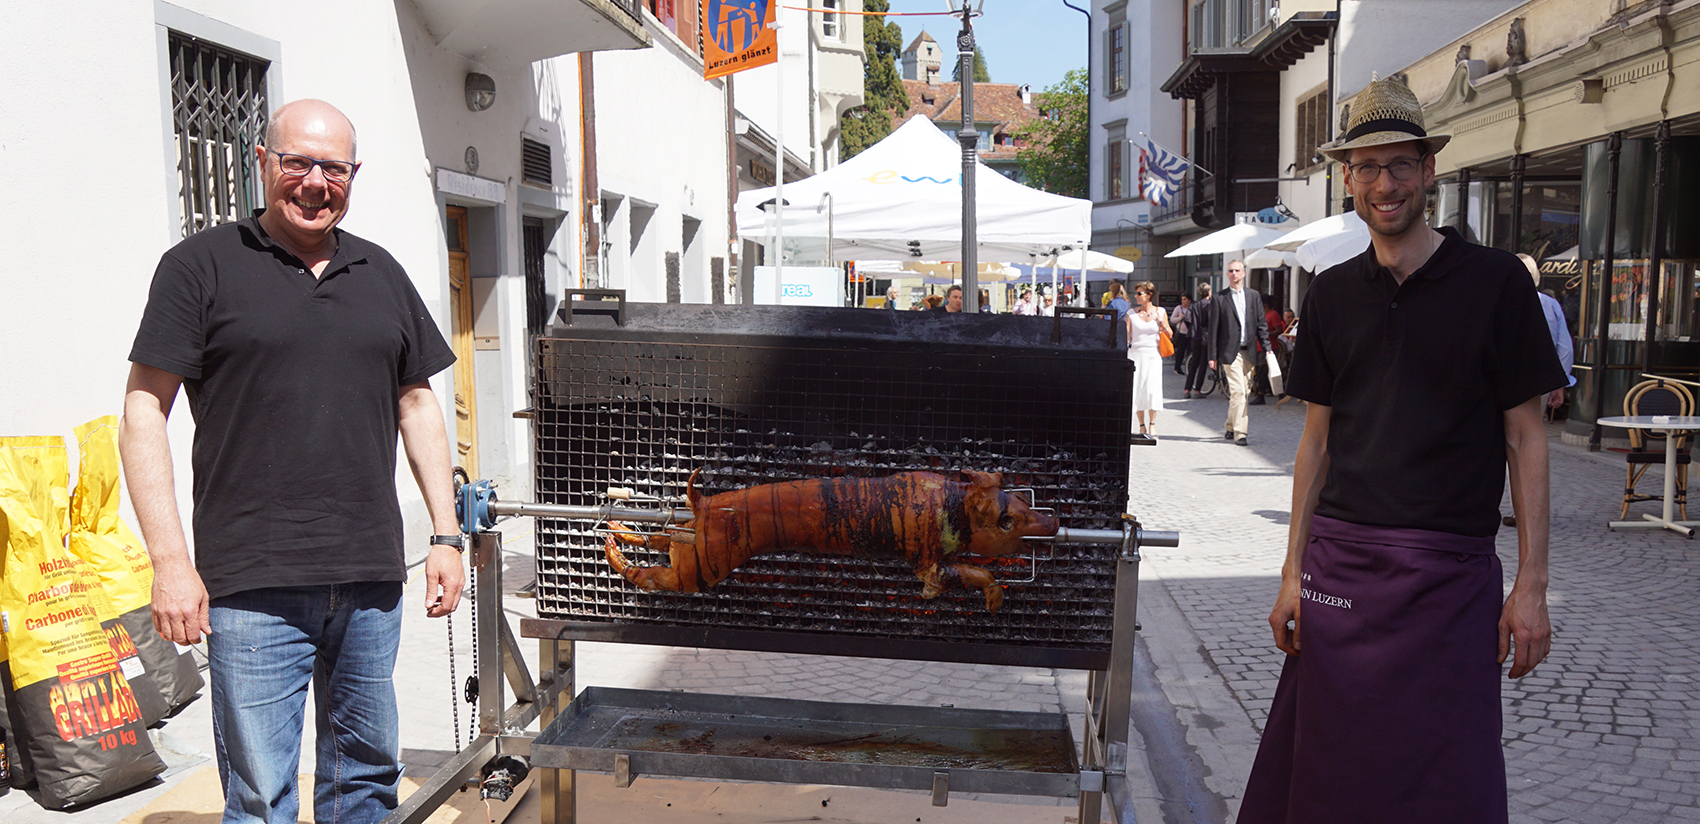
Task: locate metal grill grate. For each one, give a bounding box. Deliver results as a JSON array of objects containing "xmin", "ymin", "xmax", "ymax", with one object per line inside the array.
[
  {"xmin": 530, "ymin": 307, "xmax": 1132, "ymax": 665},
  {"xmin": 169, "ymin": 32, "xmax": 269, "ymax": 238}
]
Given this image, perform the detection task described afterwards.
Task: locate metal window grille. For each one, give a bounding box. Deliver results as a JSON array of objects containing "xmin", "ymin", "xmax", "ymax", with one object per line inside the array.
[
  {"xmin": 169, "ymin": 32, "xmax": 269, "ymax": 238},
  {"xmin": 522, "ymin": 137, "xmax": 553, "ymax": 186},
  {"xmin": 524, "ymin": 218, "xmax": 551, "ymax": 337}
]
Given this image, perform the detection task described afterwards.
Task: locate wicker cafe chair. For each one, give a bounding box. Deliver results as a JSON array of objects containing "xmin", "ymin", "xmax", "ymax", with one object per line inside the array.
[{"xmin": 1619, "ymin": 378, "xmax": 1696, "ymax": 519}]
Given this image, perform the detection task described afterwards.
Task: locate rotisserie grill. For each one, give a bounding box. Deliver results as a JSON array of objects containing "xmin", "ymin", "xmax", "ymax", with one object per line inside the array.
[{"xmin": 526, "ymin": 302, "xmax": 1133, "ymax": 669}]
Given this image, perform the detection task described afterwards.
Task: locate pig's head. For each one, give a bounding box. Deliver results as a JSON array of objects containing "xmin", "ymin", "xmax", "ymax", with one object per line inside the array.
[{"xmin": 958, "ymin": 470, "xmax": 1059, "ymax": 557}]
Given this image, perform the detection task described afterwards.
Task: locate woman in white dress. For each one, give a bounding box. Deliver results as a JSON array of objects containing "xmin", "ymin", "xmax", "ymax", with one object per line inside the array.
[{"xmin": 1126, "ymin": 281, "xmax": 1174, "ymax": 440}]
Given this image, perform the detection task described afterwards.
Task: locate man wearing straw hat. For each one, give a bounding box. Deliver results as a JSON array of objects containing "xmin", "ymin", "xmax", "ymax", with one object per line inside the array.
[{"xmin": 1238, "ymin": 76, "xmax": 1564, "ymax": 823}]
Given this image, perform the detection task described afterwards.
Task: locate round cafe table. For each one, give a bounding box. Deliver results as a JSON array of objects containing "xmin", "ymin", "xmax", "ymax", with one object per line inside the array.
[{"xmin": 1599, "ymin": 415, "xmax": 1700, "ymax": 537}]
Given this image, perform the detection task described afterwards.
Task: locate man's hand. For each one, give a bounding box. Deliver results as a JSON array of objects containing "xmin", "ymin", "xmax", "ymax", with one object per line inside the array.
[
  {"xmin": 424, "ymin": 544, "xmax": 466, "ymax": 617},
  {"xmin": 1498, "ymin": 583, "xmax": 1551, "ymax": 678},
  {"xmin": 151, "ymin": 556, "xmax": 210, "ymax": 644},
  {"xmin": 1269, "ymin": 576, "xmax": 1302, "ymax": 655},
  {"xmin": 1546, "ymin": 388, "xmax": 1565, "ymax": 409},
  {"xmin": 1208, "ymin": 359, "xmax": 1217, "ymax": 370}
]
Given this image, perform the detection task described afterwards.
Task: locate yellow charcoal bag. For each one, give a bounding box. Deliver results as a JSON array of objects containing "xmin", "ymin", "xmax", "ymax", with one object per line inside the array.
[
  {"xmin": 0, "ymin": 436, "xmax": 163, "ymax": 809},
  {"xmin": 69, "ymin": 416, "xmax": 200, "ymax": 721}
]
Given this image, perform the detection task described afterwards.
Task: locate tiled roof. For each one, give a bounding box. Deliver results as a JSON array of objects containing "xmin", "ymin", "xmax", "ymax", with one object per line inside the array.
[
  {"xmin": 894, "ymin": 79, "xmax": 1044, "ymax": 142},
  {"xmin": 902, "ymin": 30, "xmax": 936, "ymax": 54}
]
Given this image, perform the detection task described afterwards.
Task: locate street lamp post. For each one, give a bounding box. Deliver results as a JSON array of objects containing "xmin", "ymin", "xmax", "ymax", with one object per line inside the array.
[{"xmin": 952, "ymin": 1, "xmax": 983, "ymax": 312}]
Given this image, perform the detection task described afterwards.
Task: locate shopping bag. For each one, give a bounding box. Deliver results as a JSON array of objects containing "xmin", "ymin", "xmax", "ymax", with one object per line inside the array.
[
  {"xmin": 69, "ymin": 417, "xmax": 201, "ymax": 722},
  {"xmin": 1265, "ymin": 351, "xmax": 1284, "ymax": 397},
  {"xmin": 0, "ymin": 436, "xmax": 165, "ymax": 809}
]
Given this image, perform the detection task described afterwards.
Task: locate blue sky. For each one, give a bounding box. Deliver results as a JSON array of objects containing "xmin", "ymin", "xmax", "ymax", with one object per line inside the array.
[{"xmin": 879, "ymin": 1, "xmax": 1089, "ymax": 92}]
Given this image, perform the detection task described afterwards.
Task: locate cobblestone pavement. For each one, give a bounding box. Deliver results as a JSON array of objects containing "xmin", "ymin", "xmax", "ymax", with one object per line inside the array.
[{"xmin": 1135, "ymin": 367, "xmax": 1700, "ymax": 824}]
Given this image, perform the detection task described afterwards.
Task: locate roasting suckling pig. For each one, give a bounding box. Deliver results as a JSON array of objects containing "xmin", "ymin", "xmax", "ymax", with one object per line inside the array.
[{"xmin": 604, "ymin": 469, "xmax": 1058, "ymax": 612}]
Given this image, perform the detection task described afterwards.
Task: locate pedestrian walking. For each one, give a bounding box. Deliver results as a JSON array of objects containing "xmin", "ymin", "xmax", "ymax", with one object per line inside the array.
[
  {"xmin": 1106, "ymin": 280, "xmax": 1130, "ymax": 323},
  {"xmin": 1126, "ymin": 282, "xmax": 1172, "ymax": 441},
  {"xmin": 1237, "ymin": 75, "xmax": 1563, "ymax": 824},
  {"xmin": 1171, "ymin": 295, "xmax": 1194, "ymax": 375},
  {"xmin": 1206, "ymin": 261, "xmax": 1270, "ymax": 445},
  {"xmin": 1184, "ymin": 283, "xmax": 1214, "ymax": 398}
]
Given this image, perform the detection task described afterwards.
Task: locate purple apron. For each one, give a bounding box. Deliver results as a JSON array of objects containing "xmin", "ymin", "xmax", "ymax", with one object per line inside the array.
[{"xmin": 1237, "ymin": 515, "xmax": 1507, "ymax": 824}]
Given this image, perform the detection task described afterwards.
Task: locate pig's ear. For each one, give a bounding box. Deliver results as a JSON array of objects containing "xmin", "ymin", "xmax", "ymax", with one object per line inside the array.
[{"xmin": 958, "ymin": 469, "xmax": 1002, "ymax": 489}]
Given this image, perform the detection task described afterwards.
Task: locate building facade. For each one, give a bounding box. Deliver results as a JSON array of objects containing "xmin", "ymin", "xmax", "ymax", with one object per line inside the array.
[
  {"xmin": 1387, "ymin": 0, "xmax": 1700, "ymax": 441},
  {"xmin": 1091, "ymin": 0, "xmax": 1188, "ymax": 301}
]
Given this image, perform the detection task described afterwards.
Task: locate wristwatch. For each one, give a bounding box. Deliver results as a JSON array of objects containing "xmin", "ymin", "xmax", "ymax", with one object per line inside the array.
[{"xmin": 430, "ymin": 534, "xmax": 466, "ymax": 552}]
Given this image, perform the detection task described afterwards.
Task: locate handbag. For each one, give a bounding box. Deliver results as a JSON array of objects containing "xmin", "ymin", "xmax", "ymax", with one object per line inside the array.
[{"xmin": 1158, "ymin": 327, "xmax": 1175, "ymax": 358}]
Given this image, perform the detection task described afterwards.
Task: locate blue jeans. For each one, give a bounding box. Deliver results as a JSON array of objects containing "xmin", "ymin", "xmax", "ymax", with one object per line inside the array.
[{"xmin": 208, "ymin": 582, "xmax": 403, "ymax": 824}]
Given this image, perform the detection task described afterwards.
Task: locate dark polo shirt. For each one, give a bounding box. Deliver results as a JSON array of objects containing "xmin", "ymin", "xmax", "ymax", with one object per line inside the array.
[
  {"xmin": 1286, "ymin": 227, "xmax": 1565, "ymax": 537},
  {"xmin": 130, "ymin": 213, "xmax": 455, "ymax": 600}
]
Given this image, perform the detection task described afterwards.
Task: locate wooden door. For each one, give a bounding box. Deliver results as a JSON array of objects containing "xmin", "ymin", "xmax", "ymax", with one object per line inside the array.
[{"xmin": 446, "ymin": 206, "xmax": 478, "ymax": 478}]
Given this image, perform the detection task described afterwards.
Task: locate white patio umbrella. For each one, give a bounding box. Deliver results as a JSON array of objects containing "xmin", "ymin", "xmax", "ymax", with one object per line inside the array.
[
  {"xmin": 900, "ymin": 261, "xmax": 1024, "ymax": 281},
  {"xmin": 1164, "ymin": 223, "xmax": 1291, "ymax": 258},
  {"xmin": 1245, "ymin": 246, "xmax": 1298, "ymax": 269},
  {"xmin": 1044, "ymin": 248, "xmax": 1136, "ymax": 273},
  {"xmin": 1294, "ymin": 232, "xmax": 1373, "ymax": 273},
  {"xmin": 1264, "ymin": 212, "xmax": 1367, "ymax": 252}
]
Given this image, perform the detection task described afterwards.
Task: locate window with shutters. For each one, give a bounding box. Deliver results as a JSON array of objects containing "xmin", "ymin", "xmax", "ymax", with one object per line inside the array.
[
  {"xmin": 1294, "ymin": 86, "xmax": 1330, "ymax": 172},
  {"xmin": 1107, "ymin": 139, "xmax": 1125, "ymax": 200},
  {"xmin": 168, "ymin": 32, "xmax": 269, "ymax": 238},
  {"xmin": 1107, "ymin": 24, "xmax": 1127, "ymax": 94},
  {"xmin": 522, "ymin": 137, "xmax": 552, "ymax": 186}
]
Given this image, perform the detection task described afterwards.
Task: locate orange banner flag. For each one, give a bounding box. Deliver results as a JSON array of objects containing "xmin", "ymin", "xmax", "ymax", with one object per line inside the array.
[{"xmin": 702, "ymin": 0, "xmax": 778, "ymax": 80}]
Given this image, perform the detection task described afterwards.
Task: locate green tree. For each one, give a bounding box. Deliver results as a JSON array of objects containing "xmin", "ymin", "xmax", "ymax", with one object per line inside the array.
[
  {"xmin": 1015, "ymin": 68, "xmax": 1088, "ymax": 198},
  {"xmin": 839, "ymin": 0, "xmax": 910, "ymax": 160},
  {"xmin": 950, "ymin": 45, "xmax": 991, "ymax": 83}
]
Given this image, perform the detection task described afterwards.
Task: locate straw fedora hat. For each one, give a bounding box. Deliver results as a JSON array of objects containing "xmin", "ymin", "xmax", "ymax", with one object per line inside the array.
[{"xmin": 1318, "ymin": 74, "xmax": 1450, "ymax": 163}]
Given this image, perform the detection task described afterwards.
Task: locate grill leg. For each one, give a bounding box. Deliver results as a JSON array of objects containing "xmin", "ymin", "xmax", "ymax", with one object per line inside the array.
[
  {"xmin": 1089, "ymin": 544, "xmax": 1141, "ymax": 824},
  {"xmin": 538, "ymin": 638, "xmax": 576, "ymax": 824}
]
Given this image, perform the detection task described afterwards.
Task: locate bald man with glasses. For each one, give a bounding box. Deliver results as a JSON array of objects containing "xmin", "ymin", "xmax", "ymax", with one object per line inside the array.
[{"xmin": 123, "ymin": 99, "xmax": 463, "ymax": 824}]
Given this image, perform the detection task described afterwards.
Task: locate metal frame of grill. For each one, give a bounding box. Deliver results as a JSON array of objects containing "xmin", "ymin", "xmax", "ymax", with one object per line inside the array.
[{"xmin": 380, "ymin": 300, "xmax": 1171, "ymax": 824}]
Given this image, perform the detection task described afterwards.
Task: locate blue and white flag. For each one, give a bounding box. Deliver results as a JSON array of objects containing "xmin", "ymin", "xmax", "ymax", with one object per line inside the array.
[{"xmin": 1141, "ymin": 139, "xmax": 1190, "ymax": 206}]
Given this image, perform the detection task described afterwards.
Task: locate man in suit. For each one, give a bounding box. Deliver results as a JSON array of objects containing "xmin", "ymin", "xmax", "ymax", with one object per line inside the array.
[{"xmin": 1208, "ymin": 260, "xmax": 1271, "ymax": 445}]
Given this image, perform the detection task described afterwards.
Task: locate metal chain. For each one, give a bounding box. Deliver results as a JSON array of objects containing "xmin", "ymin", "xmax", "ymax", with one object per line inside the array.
[
  {"xmin": 467, "ymin": 561, "xmax": 479, "ymax": 744},
  {"xmin": 447, "ymin": 611, "xmax": 460, "ymax": 754}
]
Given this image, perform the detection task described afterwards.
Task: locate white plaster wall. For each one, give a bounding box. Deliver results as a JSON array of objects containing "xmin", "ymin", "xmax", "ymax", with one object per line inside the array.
[
  {"xmin": 734, "ymin": 6, "xmax": 819, "ymax": 170},
  {"xmin": 0, "ymin": 1, "xmax": 165, "ymax": 451},
  {"xmin": 592, "ymin": 12, "xmax": 730, "ymax": 305}
]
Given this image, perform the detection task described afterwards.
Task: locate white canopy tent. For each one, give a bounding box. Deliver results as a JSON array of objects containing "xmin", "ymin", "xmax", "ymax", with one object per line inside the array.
[{"xmin": 735, "ymin": 117, "xmax": 1092, "ymax": 261}]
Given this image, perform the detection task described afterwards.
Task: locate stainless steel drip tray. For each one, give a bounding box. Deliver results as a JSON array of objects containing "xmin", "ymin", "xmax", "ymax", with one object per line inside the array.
[{"xmin": 531, "ymin": 687, "xmax": 1083, "ymax": 798}]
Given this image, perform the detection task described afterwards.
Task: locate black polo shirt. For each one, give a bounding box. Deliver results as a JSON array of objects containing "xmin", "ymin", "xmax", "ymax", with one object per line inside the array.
[
  {"xmin": 130, "ymin": 213, "xmax": 455, "ymax": 600},
  {"xmin": 1286, "ymin": 228, "xmax": 1565, "ymax": 537}
]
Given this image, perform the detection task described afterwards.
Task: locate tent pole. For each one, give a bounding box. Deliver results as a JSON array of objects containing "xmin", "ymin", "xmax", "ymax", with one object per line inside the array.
[
  {"xmin": 772, "ymin": 19, "xmax": 786, "ymax": 296},
  {"xmin": 956, "ymin": 0, "xmax": 980, "ymax": 312}
]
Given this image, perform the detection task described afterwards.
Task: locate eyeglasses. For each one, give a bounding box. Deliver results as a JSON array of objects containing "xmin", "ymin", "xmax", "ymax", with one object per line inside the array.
[
  {"xmin": 1345, "ymin": 158, "xmax": 1421, "ymax": 184},
  {"xmin": 270, "ymin": 150, "xmax": 359, "ymax": 182}
]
